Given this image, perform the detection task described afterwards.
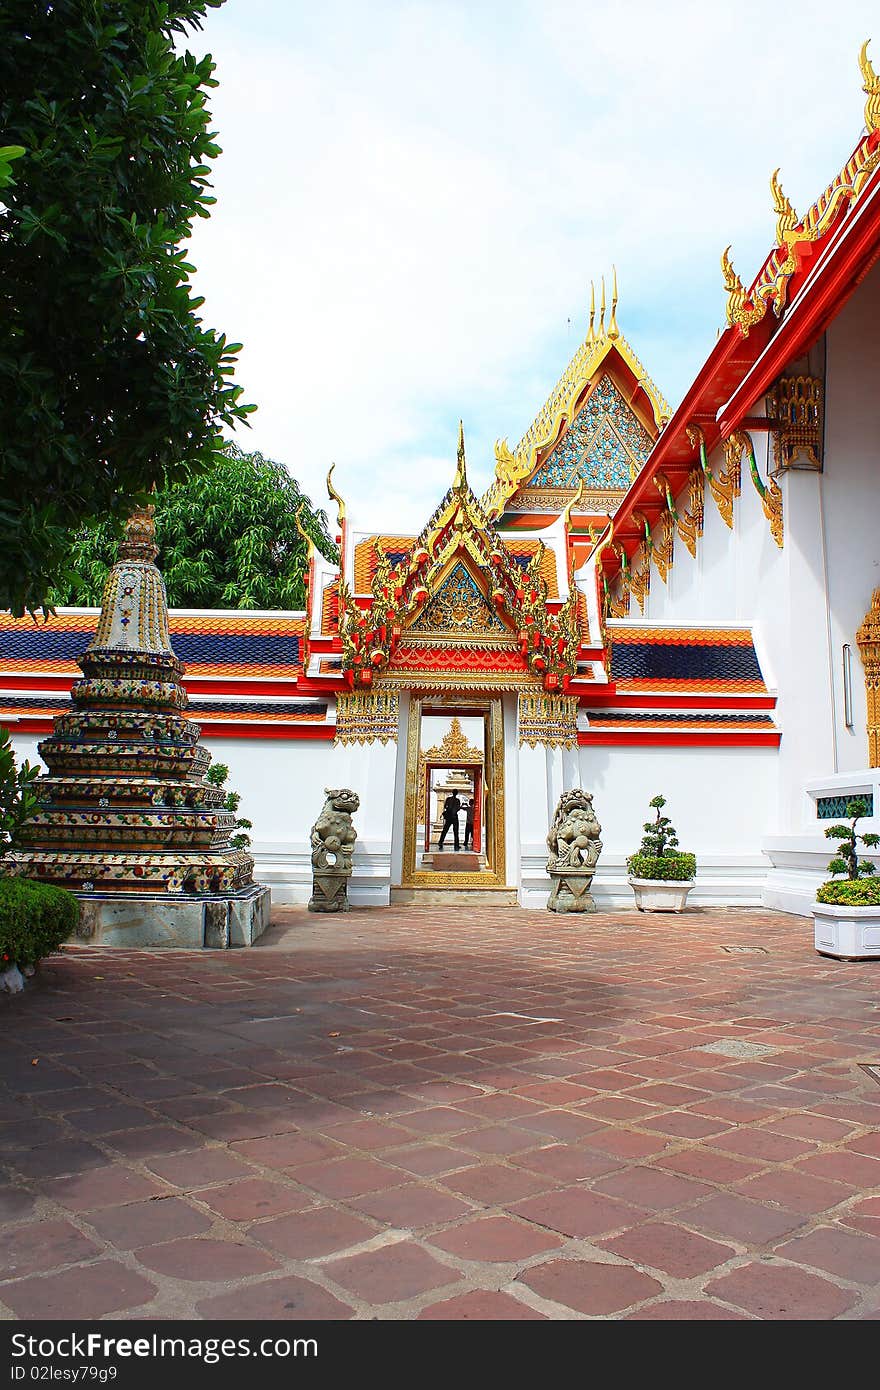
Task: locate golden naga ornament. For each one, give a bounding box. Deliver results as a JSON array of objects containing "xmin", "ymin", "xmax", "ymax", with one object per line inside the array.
[{"xmin": 861, "ymin": 39, "xmax": 880, "ymax": 134}]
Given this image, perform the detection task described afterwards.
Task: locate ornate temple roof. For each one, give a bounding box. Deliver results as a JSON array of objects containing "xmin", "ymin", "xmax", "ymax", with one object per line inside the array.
[
  {"xmin": 596, "ymin": 44, "xmax": 880, "ymax": 597},
  {"xmin": 481, "ymin": 273, "xmax": 670, "ymax": 521}
]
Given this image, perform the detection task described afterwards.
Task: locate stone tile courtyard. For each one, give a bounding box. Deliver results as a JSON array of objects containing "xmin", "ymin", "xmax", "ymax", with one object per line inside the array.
[{"xmin": 2, "ymin": 904, "xmax": 880, "ymax": 1321}]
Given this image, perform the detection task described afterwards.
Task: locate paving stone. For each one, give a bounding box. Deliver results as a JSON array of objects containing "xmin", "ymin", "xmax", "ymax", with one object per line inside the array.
[
  {"xmin": 136, "ymin": 1236, "xmax": 279, "ymax": 1281},
  {"xmin": 0, "ymin": 1261, "xmax": 157, "ymax": 1318},
  {"xmin": 442, "ymin": 1163, "xmax": 553, "ymax": 1205},
  {"xmin": 428, "ymin": 1214, "xmax": 564, "ymax": 1262},
  {"xmin": 418, "ymin": 1290, "xmax": 547, "ymax": 1319},
  {"xmin": 350, "ymin": 1183, "xmax": 472, "ymax": 1229},
  {"xmin": 597, "ymin": 1222, "xmax": 735, "ymax": 1278},
  {"xmin": 706, "ymin": 1261, "xmax": 856, "ymax": 1319},
  {"xmin": 293, "ymin": 1156, "xmax": 406, "ymax": 1199},
  {"xmin": 735, "ymin": 1169, "xmax": 850, "ymax": 1216},
  {"xmin": 685, "ymin": 1194, "xmax": 808, "ymax": 1244},
  {"xmin": 192, "ymin": 1178, "xmax": 314, "ymax": 1222},
  {"xmin": 709, "ymin": 1129, "xmax": 816, "ymax": 1163},
  {"xmin": 86, "ymin": 1196, "xmax": 212, "ymax": 1249},
  {"xmin": 592, "ymin": 1166, "xmax": 714, "ymax": 1212},
  {"xmin": 511, "ymin": 1187, "xmax": 647, "ymax": 1239},
  {"xmin": 775, "ymin": 1226, "xmax": 880, "ymax": 1284},
  {"xmin": 252, "ymin": 1206, "xmax": 376, "ymax": 1259},
  {"xmin": 327, "ymin": 1241, "xmax": 459, "ymax": 1303},
  {"xmin": 146, "ymin": 1150, "xmax": 255, "ymax": 1188},
  {"xmin": 231, "ymin": 1133, "xmax": 341, "ymax": 1170},
  {"xmin": 519, "ymin": 1258, "xmax": 663, "ymax": 1316},
  {"xmin": 625, "ymin": 1300, "xmax": 750, "ymax": 1320},
  {"xmin": 198, "ymin": 1274, "xmax": 353, "ymax": 1321},
  {"xmin": 381, "ymin": 1144, "xmax": 473, "ymax": 1177},
  {"xmin": 0, "ymin": 1219, "xmax": 100, "ymax": 1278}
]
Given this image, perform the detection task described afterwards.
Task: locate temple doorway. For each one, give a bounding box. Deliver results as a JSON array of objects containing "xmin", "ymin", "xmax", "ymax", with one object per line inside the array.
[{"xmin": 397, "ymin": 696, "xmax": 508, "ymax": 892}]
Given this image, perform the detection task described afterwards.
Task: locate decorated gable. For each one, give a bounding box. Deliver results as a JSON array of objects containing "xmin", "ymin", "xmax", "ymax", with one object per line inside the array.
[
  {"xmin": 409, "ymin": 561, "xmax": 507, "ymax": 636},
  {"xmin": 528, "ymin": 374, "xmax": 653, "ymax": 491}
]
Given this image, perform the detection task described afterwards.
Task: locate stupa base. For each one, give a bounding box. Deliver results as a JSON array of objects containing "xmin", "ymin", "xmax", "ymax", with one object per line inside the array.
[{"xmin": 74, "ymin": 884, "xmax": 271, "ymax": 949}]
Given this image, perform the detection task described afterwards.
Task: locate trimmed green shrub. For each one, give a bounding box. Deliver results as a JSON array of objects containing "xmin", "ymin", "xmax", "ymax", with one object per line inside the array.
[
  {"xmin": 823, "ymin": 798, "xmax": 879, "ymax": 879},
  {"xmin": 627, "ymin": 852, "xmax": 697, "ymax": 882},
  {"xmin": 816, "ymin": 876, "xmax": 880, "ymax": 907},
  {"xmin": 0, "ymin": 878, "xmax": 80, "ymax": 970},
  {"xmin": 626, "ymin": 795, "xmax": 696, "ymax": 882}
]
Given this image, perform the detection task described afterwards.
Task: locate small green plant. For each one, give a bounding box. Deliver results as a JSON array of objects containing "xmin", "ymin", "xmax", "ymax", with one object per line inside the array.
[
  {"xmin": 823, "ymin": 798, "xmax": 879, "ymax": 880},
  {"xmin": 816, "ymin": 876, "xmax": 880, "ymax": 907},
  {"xmin": 205, "ymin": 763, "xmax": 253, "ymax": 851},
  {"xmin": 0, "ymin": 878, "xmax": 80, "ymax": 970},
  {"xmin": 0, "ymin": 727, "xmax": 41, "ymax": 853},
  {"xmin": 627, "ymin": 794, "xmax": 696, "ymax": 882}
]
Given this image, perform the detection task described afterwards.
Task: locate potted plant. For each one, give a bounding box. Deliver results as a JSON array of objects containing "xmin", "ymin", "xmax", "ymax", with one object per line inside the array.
[
  {"xmin": 627, "ymin": 794, "xmax": 696, "ymax": 912},
  {"xmin": 812, "ymin": 798, "xmax": 880, "ymax": 959}
]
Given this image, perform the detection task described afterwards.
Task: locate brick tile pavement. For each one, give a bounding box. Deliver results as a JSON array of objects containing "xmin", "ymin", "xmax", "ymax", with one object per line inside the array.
[{"xmin": 2, "ymin": 903, "xmax": 880, "ymax": 1320}]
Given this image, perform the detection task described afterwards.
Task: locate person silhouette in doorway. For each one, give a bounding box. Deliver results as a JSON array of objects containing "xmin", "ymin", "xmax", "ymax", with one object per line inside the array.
[
  {"xmin": 438, "ymin": 792, "xmax": 462, "ymax": 851},
  {"xmin": 464, "ymin": 797, "xmax": 475, "ymax": 851}
]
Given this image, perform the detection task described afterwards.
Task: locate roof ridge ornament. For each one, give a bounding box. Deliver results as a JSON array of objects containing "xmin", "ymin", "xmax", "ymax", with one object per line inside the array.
[
  {"xmin": 454, "ymin": 419, "xmax": 468, "ymax": 492},
  {"xmin": 608, "ymin": 266, "xmax": 619, "ymax": 340},
  {"xmin": 861, "ymin": 39, "xmax": 880, "ymax": 134},
  {"xmin": 326, "ymin": 463, "xmax": 346, "ymax": 530},
  {"xmin": 599, "ymin": 276, "xmax": 606, "ymax": 338},
  {"xmin": 770, "ymin": 168, "xmax": 799, "ymax": 244},
  {"xmin": 587, "ymin": 281, "xmax": 596, "ymax": 345}
]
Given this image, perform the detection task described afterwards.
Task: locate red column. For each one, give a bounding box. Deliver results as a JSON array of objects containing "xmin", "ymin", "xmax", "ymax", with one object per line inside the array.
[{"xmin": 472, "ymin": 767, "xmax": 482, "ymax": 853}]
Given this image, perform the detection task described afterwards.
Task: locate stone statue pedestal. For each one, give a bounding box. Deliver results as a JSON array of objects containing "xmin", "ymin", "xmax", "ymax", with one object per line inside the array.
[
  {"xmin": 308, "ymin": 870, "xmax": 352, "ymax": 913},
  {"xmin": 547, "ymin": 866, "xmax": 598, "ymax": 914}
]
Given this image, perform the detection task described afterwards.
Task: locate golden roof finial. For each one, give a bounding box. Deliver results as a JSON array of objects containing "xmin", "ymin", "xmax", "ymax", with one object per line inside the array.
[
  {"xmin": 608, "ymin": 265, "xmax": 619, "ymax": 339},
  {"xmin": 587, "ymin": 281, "xmax": 596, "ymax": 345},
  {"xmin": 770, "ymin": 168, "xmax": 799, "ymax": 244},
  {"xmin": 326, "ymin": 463, "xmax": 346, "ymax": 531},
  {"xmin": 453, "ymin": 419, "xmax": 468, "ymax": 491},
  {"xmin": 860, "ymin": 39, "xmax": 880, "ymax": 133},
  {"xmin": 118, "ymin": 504, "xmax": 158, "ymax": 564},
  {"xmin": 721, "ymin": 245, "xmax": 747, "ymax": 326},
  {"xmin": 562, "ymin": 476, "xmax": 587, "ymax": 530},
  {"xmin": 599, "ymin": 275, "xmax": 606, "ymax": 338},
  {"xmin": 294, "ymin": 503, "xmax": 315, "ymax": 556}
]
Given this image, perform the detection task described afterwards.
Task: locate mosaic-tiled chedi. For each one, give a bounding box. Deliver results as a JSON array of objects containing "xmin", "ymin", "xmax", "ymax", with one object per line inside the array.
[{"xmin": 9, "ymin": 508, "xmax": 255, "ymax": 898}]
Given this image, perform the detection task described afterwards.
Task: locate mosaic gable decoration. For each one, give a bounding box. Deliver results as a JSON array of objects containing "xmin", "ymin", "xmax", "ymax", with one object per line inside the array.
[
  {"xmin": 410, "ymin": 561, "xmax": 507, "ymax": 636},
  {"xmin": 528, "ymin": 375, "xmax": 653, "ymax": 491}
]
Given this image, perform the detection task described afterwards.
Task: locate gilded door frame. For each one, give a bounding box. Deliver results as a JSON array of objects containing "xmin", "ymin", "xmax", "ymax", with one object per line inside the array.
[{"xmin": 400, "ymin": 696, "xmax": 506, "ymax": 889}]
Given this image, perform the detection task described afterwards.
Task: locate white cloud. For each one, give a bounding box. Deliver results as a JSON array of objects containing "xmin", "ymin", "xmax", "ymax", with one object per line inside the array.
[{"xmin": 186, "ymin": 0, "xmax": 877, "ymax": 530}]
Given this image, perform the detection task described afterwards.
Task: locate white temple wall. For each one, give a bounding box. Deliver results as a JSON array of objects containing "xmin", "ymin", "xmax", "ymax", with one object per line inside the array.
[
  {"xmin": 519, "ymin": 740, "xmax": 774, "ymax": 909},
  {"xmin": 822, "ymin": 257, "xmax": 880, "ymax": 773}
]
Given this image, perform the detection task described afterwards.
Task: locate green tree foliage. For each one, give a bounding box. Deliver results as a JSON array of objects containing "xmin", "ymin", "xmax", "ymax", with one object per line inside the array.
[
  {"xmin": 50, "ymin": 445, "xmax": 337, "ymax": 610},
  {"xmin": 0, "ymin": 727, "xmax": 41, "ymax": 853},
  {"xmin": 0, "ymin": 1, "xmax": 253, "ymax": 616},
  {"xmin": 205, "ymin": 762, "xmax": 252, "ymax": 851},
  {"xmin": 824, "ymin": 798, "xmax": 880, "ymax": 880}
]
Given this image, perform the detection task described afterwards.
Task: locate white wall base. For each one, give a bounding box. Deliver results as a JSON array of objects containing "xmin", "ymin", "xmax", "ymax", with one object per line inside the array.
[
  {"xmin": 252, "ymin": 840, "xmax": 392, "ymax": 907},
  {"xmin": 520, "ymin": 850, "xmax": 770, "ymax": 910},
  {"xmin": 763, "ymin": 833, "xmax": 880, "ymax": 918}
]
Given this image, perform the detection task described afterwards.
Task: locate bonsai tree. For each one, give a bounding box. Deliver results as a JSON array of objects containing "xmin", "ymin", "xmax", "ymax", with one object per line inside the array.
[
  {"xmin": 816, "ymin": 798, "xmax": 880, "ymax": 907},
  {"xmin": 205, "ymin": 764, "xmax": 253, "ymax": 851},
  {"xmin": 627, "ymin": 794, "xmax": 696, "ymax": 882}
]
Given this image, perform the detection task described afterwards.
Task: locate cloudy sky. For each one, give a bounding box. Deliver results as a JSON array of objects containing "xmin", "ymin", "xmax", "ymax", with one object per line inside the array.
[{"xmin": 188, "ymin": 0, "xmax": 876, "ymax": 531}]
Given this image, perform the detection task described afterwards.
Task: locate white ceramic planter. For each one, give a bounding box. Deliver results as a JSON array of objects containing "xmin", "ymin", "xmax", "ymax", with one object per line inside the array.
[
  {"xmin": 812, "ymin": 902, "xmax": 880, "ymax": 959},
  {"xmin": 628, "ymin": 877, "xmax": 695, "ymax": 913}
]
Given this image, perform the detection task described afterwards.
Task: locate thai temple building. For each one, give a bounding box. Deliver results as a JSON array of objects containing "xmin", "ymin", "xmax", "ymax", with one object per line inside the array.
[{"xmin": 2, "ymin": 46, "xmax": 880, "ymax": 929}]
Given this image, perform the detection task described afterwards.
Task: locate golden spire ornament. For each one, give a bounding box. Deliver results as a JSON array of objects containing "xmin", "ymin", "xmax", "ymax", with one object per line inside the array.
[
  {"xmin": 599, "ymin": 275, "xmax": 606, "ymax": 337},
  {"xmin": 770, "ymin": 168, "xmax": 799, "ymax": 243},
  {"xmin": 453, "ymin": 419, "xmax": 468, "ymax": 491},
  {"xmin": 860, "ymin": 39, "xmax": 880, "ymax": 133},
  {"xmin": 587, "ymin": 281, "xmax": 596, "ymax": 344},
  {"xmin": 608, "ymin": 265, "xmax": 619, "ymax": 339}
]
